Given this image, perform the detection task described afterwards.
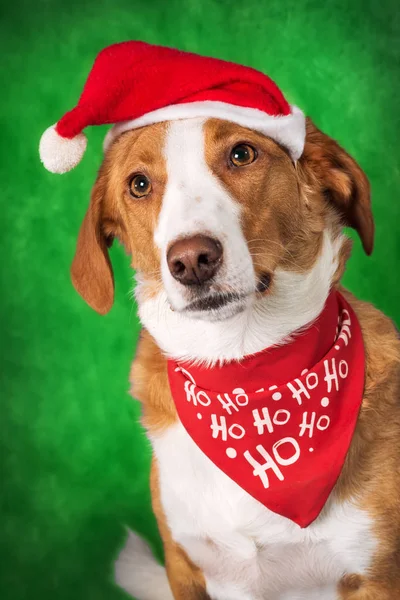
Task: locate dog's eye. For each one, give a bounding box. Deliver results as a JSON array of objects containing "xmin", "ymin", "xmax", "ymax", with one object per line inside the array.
[
  {"xmin": 129, "ymin": 174, "xmax": 152, "ymax": 198},
  {"xmin": 230, "ymin": 144, "xmax": 257, "ymax": 167}
]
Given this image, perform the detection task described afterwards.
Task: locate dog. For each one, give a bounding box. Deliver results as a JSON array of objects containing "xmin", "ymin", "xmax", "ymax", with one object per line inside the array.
[
  {"xmin": 40, "ymin": 42, "xmax": 400, "ymax": 600},
  {"xmin": 70, "ymin": 115, "xmax": 400, "ymax": 600}
]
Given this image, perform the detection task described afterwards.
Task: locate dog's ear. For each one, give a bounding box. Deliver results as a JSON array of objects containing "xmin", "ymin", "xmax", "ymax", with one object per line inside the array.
[
  {"xmin": 301, "ymin": 118, "xmax": 374, "ymax": 255},
  {"xmin": 70, "ymin": 174, "xmax": 114, "ymax": 315}
]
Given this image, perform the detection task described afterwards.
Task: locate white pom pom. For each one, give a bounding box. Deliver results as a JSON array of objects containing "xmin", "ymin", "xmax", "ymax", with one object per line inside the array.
[{"xmin": 39, "ymin": 124, "xmax": 87, "ymax": 174}]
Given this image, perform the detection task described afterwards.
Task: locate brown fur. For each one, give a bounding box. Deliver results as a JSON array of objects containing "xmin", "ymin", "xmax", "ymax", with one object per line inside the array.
[
  {"xmin": 301, "ymin": 120, "xmax": 374, "ymax": 256},
  {"xmin": 336, "ymin": 291, "xmax": 400, "ymax": 599},
  {"xmin": 204, "ymin": 119, "xmax": 324, "ymax": 280},
  {"xmin": 72, "ymin": 117, "xmax": 398, "ymax": 599},
  {"xmin": 71, "ymin": 123, "xmax": 168, "ymax": 312}
]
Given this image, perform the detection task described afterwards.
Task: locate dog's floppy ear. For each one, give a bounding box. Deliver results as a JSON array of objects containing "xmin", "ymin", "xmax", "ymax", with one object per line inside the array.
[
  {"xmin": 70, "ymin": 174, "xmax": 114, "ymax": 315},
  {"xmin": 302, "ymin": 118, "xmax": 374, "ymax": 255}
]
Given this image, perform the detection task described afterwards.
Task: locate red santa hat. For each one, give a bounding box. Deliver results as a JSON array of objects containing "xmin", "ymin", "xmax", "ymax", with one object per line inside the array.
[{"xmin": 39, "ymin": 41, "xmax": 305, "ymax": 174}]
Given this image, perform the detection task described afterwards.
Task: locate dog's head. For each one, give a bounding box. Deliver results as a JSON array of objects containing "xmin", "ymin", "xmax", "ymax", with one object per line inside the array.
[{"xmin": 71, "ymin": 116, "xmax": 373, "ymax": 359}]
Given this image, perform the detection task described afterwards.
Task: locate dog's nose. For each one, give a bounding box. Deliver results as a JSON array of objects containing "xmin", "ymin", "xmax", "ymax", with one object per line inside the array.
[{"xmin": 167, "ymin": 235, "xmax": 223, "ymax": 286}]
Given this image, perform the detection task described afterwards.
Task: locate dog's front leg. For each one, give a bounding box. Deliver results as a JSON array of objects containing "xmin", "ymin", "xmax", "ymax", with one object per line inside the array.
[
  {"xmin": 163, "ymin": 542, "xmax": 212, "ymax": 600},
  {"xmin": 151, "ymin": 460, "xmax": 211, "ymax": 600}
]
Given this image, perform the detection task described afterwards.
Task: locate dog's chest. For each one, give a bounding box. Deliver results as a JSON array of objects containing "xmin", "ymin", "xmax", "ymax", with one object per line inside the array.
[{"xmin": 152, "ymin": 423, "xmax": 377, "ymax": 600}]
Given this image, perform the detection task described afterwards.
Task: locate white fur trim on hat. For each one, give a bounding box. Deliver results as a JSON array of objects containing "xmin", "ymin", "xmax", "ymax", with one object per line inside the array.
[
  {"xmin": 103, "ymin": 101, "xmax": 306, "ymax": 161},
  {"xmin": 39, "ymin": 124, "xmax": 87, "ymax": 174}
]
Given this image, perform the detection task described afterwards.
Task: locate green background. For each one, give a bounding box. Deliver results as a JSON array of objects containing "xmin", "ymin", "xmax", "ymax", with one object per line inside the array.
[{"xmin": 1, "ymin": 1, "xmax": 399, "ymax": 598}]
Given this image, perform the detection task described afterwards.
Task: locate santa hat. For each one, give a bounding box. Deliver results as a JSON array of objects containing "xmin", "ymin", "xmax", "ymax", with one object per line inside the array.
[{"xmin": 39, "ymin": 41, "xmax": 305, "ymax": 174}]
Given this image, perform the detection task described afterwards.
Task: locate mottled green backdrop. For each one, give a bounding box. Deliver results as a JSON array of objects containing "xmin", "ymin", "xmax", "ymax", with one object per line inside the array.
[{"xmin": 1, "ymin": 1, "xmax": 399, "ymax": 598}]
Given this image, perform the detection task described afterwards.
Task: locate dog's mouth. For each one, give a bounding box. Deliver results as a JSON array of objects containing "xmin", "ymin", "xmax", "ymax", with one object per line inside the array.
[
  {"xmin": 185, "ymin": 291, "xmax": 246, "ymax": 313},
  {"xmin": 179, "ymin": 273, "xmax": 272, "ymax": 318},
  {"xmin": 170, "ymin": 272, "xmax": 272, "ymax": 320}
]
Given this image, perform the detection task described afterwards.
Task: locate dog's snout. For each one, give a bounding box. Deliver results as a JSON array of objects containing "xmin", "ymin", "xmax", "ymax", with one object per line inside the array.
[{"xmin": 167, "ymin": 235, "xmax": 223, "ymax": 286}]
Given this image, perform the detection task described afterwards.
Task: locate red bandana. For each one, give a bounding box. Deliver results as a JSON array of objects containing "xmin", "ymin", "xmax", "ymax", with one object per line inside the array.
[{"xmin": 167, "ymin": 292, "xmax": 365, "ymax": 528}]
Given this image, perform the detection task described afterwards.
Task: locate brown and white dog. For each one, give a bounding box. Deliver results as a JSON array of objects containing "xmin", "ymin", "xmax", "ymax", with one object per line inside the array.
[{"xmin": 69, "ymin": 115, "xmax": 400, "ymax": 600}]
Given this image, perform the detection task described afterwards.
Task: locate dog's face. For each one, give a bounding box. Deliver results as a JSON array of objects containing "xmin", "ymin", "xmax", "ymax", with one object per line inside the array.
[{"xmin": 71, "ymin": 117, "xmax": 373, "ymax": 354}]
